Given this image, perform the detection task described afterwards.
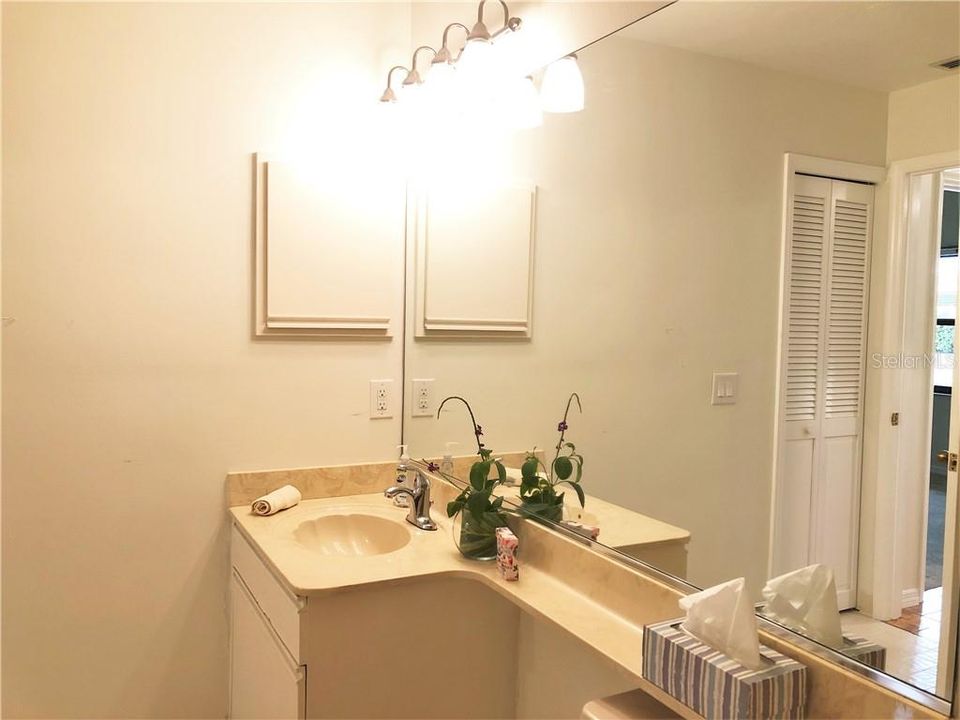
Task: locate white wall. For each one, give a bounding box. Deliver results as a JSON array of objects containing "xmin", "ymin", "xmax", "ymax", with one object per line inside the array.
[
  {"xmin": 887, "ymin": 75, "xmax": 960, "ymax": 163},
  {"xmin": 403, "ymin": 36, "xmax": 889, "ymax": 594},
  {"xmin": 2, "ymin": 4, "xmax": 408, "ymax": 716}
]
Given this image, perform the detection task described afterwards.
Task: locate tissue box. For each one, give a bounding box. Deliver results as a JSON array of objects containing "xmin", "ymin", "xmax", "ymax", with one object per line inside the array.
[
  {"xmin": 841, "ymin": 635, "xmax": 886, "ymax": 671},
  {"xmin": 642, "ymin": 620, "xmax": 807, "ymax": 719}
]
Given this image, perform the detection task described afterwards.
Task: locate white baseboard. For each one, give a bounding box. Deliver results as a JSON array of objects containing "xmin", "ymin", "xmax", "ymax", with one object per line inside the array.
[{"xmin": 902, "ymin": 587, "xmax": 922, "ymax": 608}]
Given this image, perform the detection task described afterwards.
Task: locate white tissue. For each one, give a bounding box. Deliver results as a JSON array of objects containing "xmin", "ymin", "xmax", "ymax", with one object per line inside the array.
[
  {"xmin": 679, "ymin": 577, "xmax": 763, "ymax": 671},
  {"xmin": 251, "ymin": 485, "xmax": 302, "ymax": 516},
  {"xmin": 761, "ymin": 564, "xmax": 842, "ymax": 648}
]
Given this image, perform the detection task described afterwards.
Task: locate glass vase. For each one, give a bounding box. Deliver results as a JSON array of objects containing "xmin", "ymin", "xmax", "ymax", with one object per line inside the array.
[{"xmin": 454, "ymin": 511, "xmax": 499, "ymax": 561}]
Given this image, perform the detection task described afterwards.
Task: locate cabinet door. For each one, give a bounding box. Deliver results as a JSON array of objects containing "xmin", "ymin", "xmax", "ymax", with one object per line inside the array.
[{"xmin": 230, "ymin": 571, "xmax": 305, "ymax": 720}]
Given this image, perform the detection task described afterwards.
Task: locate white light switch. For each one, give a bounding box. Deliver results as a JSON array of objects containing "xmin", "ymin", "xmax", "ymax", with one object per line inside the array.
[
  {"xmin": 712, "ymin": 372, "xmax": 739, "ymax": 405},
  {"xmin": 411, "ymin": 379, "xmax": 435, "ymax": 417}
]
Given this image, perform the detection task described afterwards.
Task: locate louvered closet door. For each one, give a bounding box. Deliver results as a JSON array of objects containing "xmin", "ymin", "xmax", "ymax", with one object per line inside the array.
[{"xmin": 774, "ymin": 175, "xmax": 873, "ymax": 610}]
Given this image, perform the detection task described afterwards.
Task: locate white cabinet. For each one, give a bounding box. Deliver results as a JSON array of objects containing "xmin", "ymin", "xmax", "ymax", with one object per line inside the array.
[
  {"xmin": 230, "ymin": 572, "xmax": 305, "ymax": 719},
  {"xmin": 230, "ymin": 529, "xmax": 306, "ymax": 720}
]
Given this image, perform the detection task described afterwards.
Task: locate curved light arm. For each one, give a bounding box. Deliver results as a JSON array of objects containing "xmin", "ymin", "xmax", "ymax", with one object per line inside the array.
[
  {"xmin": 477, "ymin": 0, "xmax": 508, "ymax": 28},
  {"xmin": 434, "ymin": 22, "xmax": 470, "ymax": 64},
  {"xmin": 472, "ymin": 0, "xmax": 521, "ymax": 40},
  {"xmin": 403, "ymin": 45, "xmax": 438, "ymax": 85},
  {"xmin": 379, "ymin": 64, "xmax": 409, "ymax": 102}
]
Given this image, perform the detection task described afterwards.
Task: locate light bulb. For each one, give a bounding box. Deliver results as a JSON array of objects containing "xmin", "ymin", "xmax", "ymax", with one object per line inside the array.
[
  {"xmin": 506, "ymin": 75, "xmax": 542, "ymax": 129},
  {"xmin": 457, "ymin": 38, "xmax": 494, "ymax": 80},
  {"xmin": 540, "ymin": 54, "xmax": 584, "ymax": 113},
  {"xmin": 491, "ymin": 25, "xmax": 524, "ymax": 78},
  {"xmin": 425, "ymin": 61, "xmax": 456, "ymax": 93}
]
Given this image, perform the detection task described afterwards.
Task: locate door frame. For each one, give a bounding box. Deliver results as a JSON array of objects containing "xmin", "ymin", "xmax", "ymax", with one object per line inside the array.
[
  {"xmin": 768, "ymin": 153, "xmax": 884, "ymax": 596},
  {"xmin": 859, "ymin": 151, "xmax": 960, "ymax": 624}
]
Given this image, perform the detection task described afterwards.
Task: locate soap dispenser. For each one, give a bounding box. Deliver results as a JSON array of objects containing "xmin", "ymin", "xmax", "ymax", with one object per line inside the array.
[
  {"xmin": 394, "ymin": 444, "xmax": 411, "ymax": 507},
  {"xmin": 440, "ymin": 442, "xmax": 458, "ymax": 475}
]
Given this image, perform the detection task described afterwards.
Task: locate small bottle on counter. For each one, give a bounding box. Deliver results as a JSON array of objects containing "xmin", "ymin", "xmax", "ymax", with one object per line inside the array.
[
  {"xmin": 394, "ymin": 444, "xmax": 411, "ymax": 508},
  {"xmin": 440, "ymin": 441, "xmax": 458, "ymax": 475}
]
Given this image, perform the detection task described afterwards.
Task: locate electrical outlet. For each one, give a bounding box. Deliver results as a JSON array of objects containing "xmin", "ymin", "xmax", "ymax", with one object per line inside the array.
[
  {"xmin": 369, "ymin": 380, "xmax": 394, "ymax": 418},
  {"xmin": 412, "ymin": 379, "xmax": 435, "ymax": 417}
]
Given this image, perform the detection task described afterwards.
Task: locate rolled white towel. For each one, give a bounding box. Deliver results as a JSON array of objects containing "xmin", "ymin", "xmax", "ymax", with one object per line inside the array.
[
  {"xmin": 251, "ymin": 485, "xmax": 302, "ymax": 516},
  {"xmin": 490, "ymin": 465, "xmax": 523, "ymax": 486}
]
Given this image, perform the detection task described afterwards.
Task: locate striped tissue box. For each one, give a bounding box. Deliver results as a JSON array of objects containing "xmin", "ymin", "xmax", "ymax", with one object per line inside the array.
[
  {"xmin": 842, "ymin": 635, "xmax": 886, "ymax": 671},
  {"xmin": 642, "ymin": 620, "xmax": 807, "ymax": 719}
]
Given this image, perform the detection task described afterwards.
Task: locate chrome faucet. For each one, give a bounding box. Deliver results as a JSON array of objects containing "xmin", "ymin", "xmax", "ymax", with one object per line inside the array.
[{"xmin": 384, "ymin": 470, "xmax": 437, "ymax": 531}]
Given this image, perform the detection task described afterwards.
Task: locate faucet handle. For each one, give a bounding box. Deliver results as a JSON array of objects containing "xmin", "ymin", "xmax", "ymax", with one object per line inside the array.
[{"xmin": 413, "ymin": 470, "xmax": 430, "ymax": 491}]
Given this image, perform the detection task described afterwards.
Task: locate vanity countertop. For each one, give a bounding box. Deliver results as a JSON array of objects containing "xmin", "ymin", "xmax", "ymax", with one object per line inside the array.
[
  {"xmin": 230, "ymin": 491, "xmax": 703, "ymax": 718},
  {"xmin": 494, "ymin": 483, "xmax": 690, "ymax": 550}
]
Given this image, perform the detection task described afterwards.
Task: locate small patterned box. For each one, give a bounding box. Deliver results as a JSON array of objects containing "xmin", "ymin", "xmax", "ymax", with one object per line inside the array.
[
  {"xmin": 841, "ymin": 635, "xmax": 886, "ymax": 671},
  {"xmin": 642, "ymin": 620, "xmax": 807, "ymax": 719},
  {"xmin": 496, "ymin": 527, "xmax": 519, "ymax": 581}
]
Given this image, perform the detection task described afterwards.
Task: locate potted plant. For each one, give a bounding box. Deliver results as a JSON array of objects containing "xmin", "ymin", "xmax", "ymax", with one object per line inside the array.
[
  {"xmin": 519, "ymin": 393, "xmax": 585, "ymax": 523},
  {"xmin": 437, "ymin": 396, "xmax": 510, "ymax": 560}
]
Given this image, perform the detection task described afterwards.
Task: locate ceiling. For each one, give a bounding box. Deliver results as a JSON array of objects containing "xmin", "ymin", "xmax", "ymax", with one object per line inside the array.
[{"xmin": 623, "ymin": 1, "xmax": 960, "ymax": 92}]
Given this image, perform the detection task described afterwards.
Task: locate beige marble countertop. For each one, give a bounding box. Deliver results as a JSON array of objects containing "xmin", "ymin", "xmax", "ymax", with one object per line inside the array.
[
  {"xmin": 493, "ymin": 482, "xmax": 690, "ymax": 550},
  {"xmin": 232, "ymin": 493, "xmax": 662, "ymax": 692}
]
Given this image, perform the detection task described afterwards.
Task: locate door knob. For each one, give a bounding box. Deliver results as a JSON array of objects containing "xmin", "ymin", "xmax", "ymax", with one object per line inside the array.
[{"xmin": 938, "ymin": 451, "xmax": 959, "ymax": 472}]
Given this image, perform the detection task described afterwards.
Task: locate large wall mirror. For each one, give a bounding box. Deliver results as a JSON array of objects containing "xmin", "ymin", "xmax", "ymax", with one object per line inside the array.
[{"xmin": 399, "ymin": 0, "xmax": 960, "ymax": 711}]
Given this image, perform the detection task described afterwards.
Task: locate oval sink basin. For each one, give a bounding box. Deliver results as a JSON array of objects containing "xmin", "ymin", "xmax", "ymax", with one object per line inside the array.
[{"xmin": 293, "ymin": 514, "xmax": 411, "ymax": 557}]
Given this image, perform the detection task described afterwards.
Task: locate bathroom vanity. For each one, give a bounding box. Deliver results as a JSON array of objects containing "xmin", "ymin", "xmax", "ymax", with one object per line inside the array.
[
  {"xmin": 227, "ymin": 461, "xmax": 946, "ymax": 720},
  {"xmin": 228, "ymin": 488, "xmax": 687, "ymax": 719}
]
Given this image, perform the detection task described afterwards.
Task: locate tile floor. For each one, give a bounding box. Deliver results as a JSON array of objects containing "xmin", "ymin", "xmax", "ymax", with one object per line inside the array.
[{"xmin": 841, "ymin": 587, "xmax": 944, "ymax": 693}]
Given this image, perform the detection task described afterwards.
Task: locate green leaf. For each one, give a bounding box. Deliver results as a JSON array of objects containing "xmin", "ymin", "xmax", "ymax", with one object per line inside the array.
[
  {"xmin": 565, "ymin": 481, "xmax": 585, "ymax": 508},
  {"xmin": 554, "ymin": 455, "xmax": 573, "ymax": 480},
  {"xmin": 467, "ymin": 490, "xmax": 489, "ymax": 518},
  {"xmin": 470, "ymin": 461, "xmax": 490, "ymax": 490},
  {"xmin": 521, "ymin": 457, "xmax": 539, "ymax": 480},
  {"xmin": 573, "ymin": 457, "xmax": 583, "ymax": 483},
  {"xmin": 446, "ymin": 500, "xmax": 463, "ymax": 517},
  {"xmin": 520, "ymin": 475, "xmax": 539, "ymax": 494},
  {"xmin": 495, "ymin": 461, "xmax": 507, "ymax": 485},
  {"xmin": 491, "ymin": 496, "xmax": 504, "ymax": 511},
  {"xmin": 564, "ymin": 442, "xmax": 576, "ymax": 452}
]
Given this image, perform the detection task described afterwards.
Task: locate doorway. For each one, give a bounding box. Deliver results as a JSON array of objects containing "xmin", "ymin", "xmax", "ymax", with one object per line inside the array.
[
  {"xmin": 886, "ymin": 172, "xmax": 960, "ymax": 641},
  {"xmin": 882, "ymin": 177, "xmax": 957, "ymax": 656}
]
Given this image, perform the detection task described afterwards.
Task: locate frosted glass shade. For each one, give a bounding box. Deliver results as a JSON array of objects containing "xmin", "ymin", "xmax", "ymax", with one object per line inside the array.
[
  {"xmin": 540, "ymin": 55, "xmax": 584, "ymax": 113},
  {"xmin": 507, "ymin": 76, "xmax": 542, "ymax": 129}
]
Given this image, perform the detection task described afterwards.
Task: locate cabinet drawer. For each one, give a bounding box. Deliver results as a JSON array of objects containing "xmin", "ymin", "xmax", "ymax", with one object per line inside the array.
[
  {"xmin": 230, "ymin": 571, "xmax": 305, "ymax": 719},
  {"xmin": 231, "ymin": 525, "xmax": 304, "ymax": 659}
]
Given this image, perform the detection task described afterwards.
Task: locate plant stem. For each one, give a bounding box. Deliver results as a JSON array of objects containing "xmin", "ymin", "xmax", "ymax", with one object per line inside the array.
[
  {"xmin": 552, "ymin": 392, "xmax": 582, "ymax": 482},
  {"xmin": 437, "ymin": 395, "xmax": 484, "ymax": 455}
]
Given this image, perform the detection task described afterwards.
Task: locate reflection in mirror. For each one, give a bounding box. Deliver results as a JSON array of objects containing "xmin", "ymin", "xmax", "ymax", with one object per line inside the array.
[{"xmin": 401, "ymin": 0, "xmax": 960, "ymax": 704}]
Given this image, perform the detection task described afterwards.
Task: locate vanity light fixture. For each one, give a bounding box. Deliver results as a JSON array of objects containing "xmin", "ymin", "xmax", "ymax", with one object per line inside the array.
[
  {"xmin": 379, "ymin": 0, "xmax": 584, "ymax": 128},
  {"xmin": 540, "ymin": 54, "xmax": 585, "ymax": 113},
  {"xmin": 468, "ymin": 0, "xmax": 522, "ymax": 45},
  {"xmin": 379, "ymin": 65, "xmax": 409, "ymax": 103},
  {"xmin": 401, "ymin": 45, "xmax": 438, "ymax": 90},
  {"xmin": 427, "ymin": 22, "xmax": 469, "ymax": 90}
]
